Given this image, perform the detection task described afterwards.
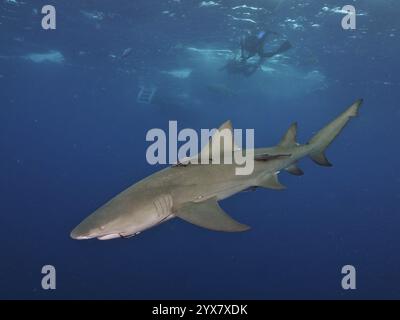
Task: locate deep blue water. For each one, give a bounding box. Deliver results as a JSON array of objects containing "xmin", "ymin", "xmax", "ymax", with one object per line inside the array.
[{"xmin": 1, "ymin": 0, "xmax": 399, "ymax": 299}]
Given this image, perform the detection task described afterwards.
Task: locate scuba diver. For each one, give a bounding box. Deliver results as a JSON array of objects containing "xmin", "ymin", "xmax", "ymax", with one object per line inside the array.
[
  {"xmin": 240, "ymin": 31, "xmax": 292, "ymax": 62},
  {"xmin": 221, "ymin": 30, "xmax": 292, "ymax": 77}
]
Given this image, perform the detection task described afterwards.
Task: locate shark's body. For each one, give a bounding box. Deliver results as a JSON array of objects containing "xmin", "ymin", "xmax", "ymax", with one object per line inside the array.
[{"xmin": 71, "ymin": 100, "xmax": 363, "ymax": 240}]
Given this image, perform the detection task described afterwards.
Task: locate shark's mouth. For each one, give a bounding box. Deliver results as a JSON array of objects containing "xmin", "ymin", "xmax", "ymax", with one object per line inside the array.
[
  {"xmin": 97, "ymin": 234, "xmax": 121, "ymax": 240},
  {"xmin": 74, "ymin": 235, "xmax": 94, "ymax": 240},
  {"xmin": 97, "ymin": 232, "xmax": 142, "ymax": 240}
]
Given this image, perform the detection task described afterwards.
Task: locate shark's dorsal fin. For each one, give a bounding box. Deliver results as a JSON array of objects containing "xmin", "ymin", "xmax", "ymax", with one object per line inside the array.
[
  {"xmin": 279, "ymin": 122, "xmax": 298, "ymax": 147},
  {"xmin": 175, "ymin": 197, "xmax": 250, "ymax": 232},
  {"xmin": 199, "ymin": 120, "xmax": 241, "ymax": 162},
  {"xmin": 257, "ymin": 173, "xmax": 286, "ymax": 190}
]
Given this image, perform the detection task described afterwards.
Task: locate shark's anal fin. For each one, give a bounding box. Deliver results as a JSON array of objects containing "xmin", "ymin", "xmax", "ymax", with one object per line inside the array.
[
  {"xmin": 285, "ymin": 164, "xmax": 304, "ymax": 176},
  {"xmin": 257, "ymin": 173, "xmax": 286, "ymax": 190},
  {"xmin": 175, "ymin": 197, "xmax": 250, "ymax": 232}
]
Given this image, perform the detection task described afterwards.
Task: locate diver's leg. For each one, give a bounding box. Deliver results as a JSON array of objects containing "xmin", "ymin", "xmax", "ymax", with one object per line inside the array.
[
  {"xmin": 261, "ymin": 40, "xmax": 292, "ymax": 58},
  {"xmin": 275, "ymin": 40, "xmax": 292, "ymax": 54}
]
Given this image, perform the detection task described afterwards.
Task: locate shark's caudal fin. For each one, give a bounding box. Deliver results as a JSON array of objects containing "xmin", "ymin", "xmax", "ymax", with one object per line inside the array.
[{"xmin": 308, "ymin": 99, "xmax": 363, "ymax": 167}]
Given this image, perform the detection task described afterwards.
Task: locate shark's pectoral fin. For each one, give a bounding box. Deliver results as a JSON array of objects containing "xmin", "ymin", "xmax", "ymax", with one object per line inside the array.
[
  {"xmin": 285, "ymin": 164, "xmax": 304, "ymax": 176},
  {"xmin": 257, "ymin": 173, "xmax": 286, "ymax": 190},
  {"xmin": 175, "ymin": 197, "xmax": 250, "ymax": 232}
]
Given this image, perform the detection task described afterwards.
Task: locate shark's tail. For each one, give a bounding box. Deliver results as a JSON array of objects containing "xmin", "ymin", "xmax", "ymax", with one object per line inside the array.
[{"xmin": 308, "ymin": 99, "xmax": 363, "ymax": 166}]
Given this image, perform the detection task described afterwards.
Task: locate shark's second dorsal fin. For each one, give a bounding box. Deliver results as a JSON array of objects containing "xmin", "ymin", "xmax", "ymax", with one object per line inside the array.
[
  {"xmin": 175, "ymin": 197, "xmax": 250, "ymax": 232},
  {"xmin": 279, "ymin": 122, "xmax": 298, "ymax": 147},
  {"xmin": 199, "ymin": 120, "xmax": 241, "ymax": 162}
]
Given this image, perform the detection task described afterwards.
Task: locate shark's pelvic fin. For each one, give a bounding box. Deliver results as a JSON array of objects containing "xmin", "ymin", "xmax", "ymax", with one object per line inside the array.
[
  {"xmin": 257, "ymin": 173, "xmax": 286, "ymax": 190},
  {"xmin": 175, "ymin": 197, "xmax": 250, "ymax": 232},
  {"xmin": 285, "ymin": 164, "xmax": 304, "ymax": 176},
  {"xmin": 308, "ymin": 99, "xmax": 363, "ymax": 167},
  {"xmin": 279, "ymin": 122, "xmax": 298, "ymax": 147}
]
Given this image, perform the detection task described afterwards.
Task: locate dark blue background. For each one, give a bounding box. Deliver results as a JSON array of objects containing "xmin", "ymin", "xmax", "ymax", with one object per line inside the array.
[{"xmin": 0, "ymin": 0, "xmax": 399, "ymax": 299}]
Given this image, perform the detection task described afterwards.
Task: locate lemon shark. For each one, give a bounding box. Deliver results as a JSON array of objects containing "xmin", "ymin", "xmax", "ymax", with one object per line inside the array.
[{"xmin": 71, "ymin": 99, "xmax": 363, "ymax": 240}]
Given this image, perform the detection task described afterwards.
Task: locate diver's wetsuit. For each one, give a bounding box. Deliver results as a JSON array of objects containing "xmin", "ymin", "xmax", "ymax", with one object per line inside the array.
[
  {"xmin": 222, "ymin": 31, "xmax": 292, "ymax": 76},
  {"xmin": 240, "ymin": 31, "xmax": 271, "ymax": 62},
  {"xmin": 240, "ymin": 31, "xmax": 292, "ymax": 62}
]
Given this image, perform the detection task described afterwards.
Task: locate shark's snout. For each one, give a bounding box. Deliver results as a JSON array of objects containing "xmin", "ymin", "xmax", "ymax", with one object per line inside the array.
[
  {"xmin": 70, "ymin": 216, "xmax": 102, "ymax": 240},
  {"xmin": 70, "ymin": 225, "xmax": 121, "ymax": 241},
  {"xmin": 71, "ymin": 210, "xmax": 121, "ymax": 240},
  {"xmin": 70, "ymin": 225, "xmax": 94, "ymax": 240}
]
